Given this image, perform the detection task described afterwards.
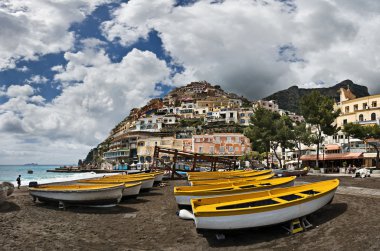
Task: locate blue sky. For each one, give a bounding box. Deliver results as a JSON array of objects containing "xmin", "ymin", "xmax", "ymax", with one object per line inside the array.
[{"xmin": 0, "ymin": 0, "xmax": 379, "ymax": 164}]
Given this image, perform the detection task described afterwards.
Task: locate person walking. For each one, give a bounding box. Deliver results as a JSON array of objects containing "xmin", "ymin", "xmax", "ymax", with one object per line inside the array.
[{"xmin": 16, "ymin": 175, "xmax": 21, "ymax": 189}]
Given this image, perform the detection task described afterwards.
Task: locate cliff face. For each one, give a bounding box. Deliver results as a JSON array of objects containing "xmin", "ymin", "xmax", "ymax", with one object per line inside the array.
[{"xmin": 263, "ymin": 80, "xmax": 370, "ymax": 113}]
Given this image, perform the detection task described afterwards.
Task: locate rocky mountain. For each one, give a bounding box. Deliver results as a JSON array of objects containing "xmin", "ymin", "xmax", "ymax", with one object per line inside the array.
[{"xmin": 263, "ymin": 80, "xmax": 370, "ymax": 113}]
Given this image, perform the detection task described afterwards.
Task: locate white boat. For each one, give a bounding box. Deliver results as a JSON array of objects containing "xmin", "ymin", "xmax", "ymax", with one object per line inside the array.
[
  {"xmin": 122, "ymin": 182, "xmax": 142, "ymax": 198},
  {"xmin": 152, "ymin": 172, "xmax": 164, "ymax": 182},
  {"xmin": 29, "ymin": 183, "xmax": 124, "ymax": 208},
  {"xmin": 80, "ymin": 176, "xmax": 155, "ymax": 190},
  {"xmin": 174, "ymin": 176, "xmax": 296, "ymax": 207},
  {"xmin": 188, "ymin": 179, "xmax": 339, "ymax": 230},
  {"xmin": 127, "ymin": 172, "xmax": 164, "ymax": 182},
  {"xmin": 0, "ymin": 182, "xmax": 15, "ymax": 205}
]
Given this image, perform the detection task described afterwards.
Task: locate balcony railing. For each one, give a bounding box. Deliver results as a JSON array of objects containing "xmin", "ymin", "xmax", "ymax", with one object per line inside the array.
[{"xmin": 354, "ymin": 119, "xmax": 380, "ymax": 125}]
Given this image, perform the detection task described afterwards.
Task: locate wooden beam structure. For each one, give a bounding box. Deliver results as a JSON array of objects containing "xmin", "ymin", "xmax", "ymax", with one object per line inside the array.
[{"xmin": 151, "ymin": 146, "xmax": 237, "ymax": 179}]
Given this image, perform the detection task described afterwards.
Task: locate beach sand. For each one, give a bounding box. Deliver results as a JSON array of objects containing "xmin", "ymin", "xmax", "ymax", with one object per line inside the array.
[{"xmin": 1, "ymin": 176, "xmax": 380, "ymax": 250}]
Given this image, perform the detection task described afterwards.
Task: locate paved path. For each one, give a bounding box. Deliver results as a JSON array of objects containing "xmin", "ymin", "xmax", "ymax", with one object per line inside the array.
[{"xmin": 295, "ymin": 181, "xmax": 380, "ymax": 198}]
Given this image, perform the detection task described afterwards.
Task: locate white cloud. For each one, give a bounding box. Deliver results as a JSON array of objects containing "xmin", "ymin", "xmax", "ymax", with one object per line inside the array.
[
  {"xmin": 28, "ymin": 95, "xmax": 46, "ymax": 104},
  {"xmin": 101, "ymin": 0, "xmax": 175, "ymax": 46},
  {"xmin": 102, "ymin": 0, "xmax": 380, "ymax": 97},
  {"xmin": 6, "ymin": 85, "xmax": 34, "ymax": 97},
  {"xmin": 0, "ymin": 47, "xmax": 171, "ymax": 163},
  {"xmin": 0, "ymin": 0, "xmax": 112, "ymax": 70},
  {"xmin": 16, "ymin": 66, "xmax": 29, "ymax": 72},
  {"xmin": 26, "ymin": 75, "xmax": 48, "ymax": 84}
]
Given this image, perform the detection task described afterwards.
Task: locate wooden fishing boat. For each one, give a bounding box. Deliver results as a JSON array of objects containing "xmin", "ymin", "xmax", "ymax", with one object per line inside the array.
[
  {"xmin": 190, "ymin": 173, "xmax": 274, "ymax": 186},
  {"xmin": 122, "ymin": 182, "xmax": 142, "ymax": 198},
  {"xmin": 29, "ymin": 183, "xmax": 125, "ymax": 207},
  {"xmin": 127, "ymin": 171, "xmax": 164, "ymax": 182},
  {"xmin": 80, "ymin": 176, "xmax": 155, "ymax": 190},
  {"xmin": 188, "ymin": 179, "xmax": 339, "ymax": 230},
  {"xmin": 186, "ymin": 170, "xmax": 245, "ymax": 177},
  {"xmin": 175, "ymin": 176, "xmax": 296, "ymax": 207},
  {"xmin": 281, "ymin": 168, "xmax": 309, "ymax": 177},
  {"xmin": 187, "ymin": 170, "xmax": 271, "ymax": 181}
]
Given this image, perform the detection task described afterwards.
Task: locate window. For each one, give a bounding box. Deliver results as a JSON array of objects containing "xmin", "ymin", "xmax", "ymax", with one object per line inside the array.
[
  {"xmin": 227, "ymin": 136, "xmax": 232, "ymax": 143},
  {"xmin": 198, "ymin": 147, "xmax": 203, "ymax": 153},
  {"xmin": 229, "ymin": 146, "xmax": 234, "ymax": 152},
  {"xmin": 345, "ymin": 106, "xmax": 349, "ymax": 113},
  {"xmin": 240, "ymin": 119, "xmax": 245, "ymax": 124},
  {"xmin": 359, "ymin": 114, "xmax": 364, "ymax": 121},
  {"xmin": 371, "ymin": 113, "xmax": 376, "ymax": 121},
  {"xmin": 220, "ymin": 146, "xmax": 225, "ymax": 153},
  {"xmin": 343, "ymin": 119, "xmax": 347, "ymax": 125},
  {"xmin": 210, "ymin": 146, "xmax": 214, "ymax": 154},
  {"xmin": 195, "ymin": 138, "xmax": 201, "ymax": 143},
  {"xmin": 215, "ymin": 137, "xmax": 220, "ymax": 143},
  {"xmin": 235, "ymin": 146, "xmax": 239, "ymax": 152},
  {"xmin": 372, "ymin": 101, "xmax": 377, "ymax": 107},
  {"xmin": 235, "ymin": 136, "xmax": 239, "ymax": 143},
  {"xmin": 363, "ymin": 103, "xmax": 368, "ymax": 110},
  {"xmin": 354, "ymin": 105, "xmax": 358, "ymax": 111},
  {"xmin": 230, "ymin": 113, "xmax": 234, "ymax": 118},
  {"xmin": 240, "ymin": 113, "xmax": 245, "ymax": 117}
]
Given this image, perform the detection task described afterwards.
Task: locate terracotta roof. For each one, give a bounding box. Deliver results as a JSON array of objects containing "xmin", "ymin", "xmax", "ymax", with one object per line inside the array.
[
  {"xmin": 300, "ymin": 152, "xmax": 363, "ymax": 161},
  {"xmin": 324, "ymin": 144, "xmax": 341, "ymax": 151}
]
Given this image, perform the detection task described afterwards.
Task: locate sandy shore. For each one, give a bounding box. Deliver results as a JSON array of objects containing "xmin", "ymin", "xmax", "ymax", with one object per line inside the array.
[{"xmin": 1, "ymin": 176, "xmax": 380, "ymax": 250}]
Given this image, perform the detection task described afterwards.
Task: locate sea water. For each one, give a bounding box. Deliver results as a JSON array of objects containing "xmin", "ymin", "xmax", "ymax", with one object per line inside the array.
[{"xmin": 0, "ymin": 165, "xmax": 118, "ymax": 186}]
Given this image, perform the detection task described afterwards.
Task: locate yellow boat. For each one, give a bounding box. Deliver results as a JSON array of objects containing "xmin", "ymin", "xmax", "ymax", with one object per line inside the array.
[
  {"xmin": 80, "ymin": 176, "xmax": 155, "ymax": 190},
  {"xmin": 187, "ymin": 170, "xmax": 271, "ymax": 181},
  {"xmin": 187, "ymin": 179, "xmax": 339, "ymax": 230},
  {"xmin": 116, "ymin": 171, "xmax": 164, "ymax": 182},
  {"xmin": 190, "ymin": 173, "xmax": 274, "ymax": 186},
  {"xmin": 186, "ymin": 170, "xmax": 245, "ymax": 177},
  {"xmin": 29, "ymin": 183, "xmax": 125, "ymax": 208},
  {"xmin": 174, "ymin": 176, "xmax": 296, "ymax": 207}
]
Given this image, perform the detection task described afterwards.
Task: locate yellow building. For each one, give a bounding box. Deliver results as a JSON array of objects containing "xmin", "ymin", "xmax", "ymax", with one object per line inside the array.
[
  {"xmin": 333, "ymin": 88, "xmax": 380, "ymax": 168},
  {"xmin": 335, "ymin": 88, "xmax": 380, "ymax": 127},
  {"xmin": 196, "ymin": 97, "xmax": 228, "ymax": 110},
  {"xmin": 137, "ymin": 136, "xmax": 184, "ymax": 163}
]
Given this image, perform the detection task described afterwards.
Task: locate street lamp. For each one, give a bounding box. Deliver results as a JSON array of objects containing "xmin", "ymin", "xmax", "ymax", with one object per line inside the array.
[{"xmin": 322, "ymin": 144, "xmax": 325, "ymax": 171}]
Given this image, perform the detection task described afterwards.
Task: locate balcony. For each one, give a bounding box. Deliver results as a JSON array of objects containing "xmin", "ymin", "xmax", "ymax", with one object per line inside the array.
[{"xmin": 354, "ymin": 119, "xmax": 380, "ymax": 125}]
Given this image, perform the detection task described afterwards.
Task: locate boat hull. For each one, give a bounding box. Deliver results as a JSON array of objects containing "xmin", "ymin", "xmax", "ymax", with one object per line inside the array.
[
  {"xmin": 29, "ymin": 185, "xmax": 124, "ymax": 206},
  {"xmin": 281, "ymin": 170, "xmax": 308, "ymax": 177},
  {"xmin": 81, "ymin": 177, "xmax": 155, "ymax": 190},
  {"xmin": 175, "ymin": 180, "xmax": 295, "ymax": 206},
  {"xmin": 139, "ymin": 178, "xmax": 154, "ymax": 190},
  {"xmin": 122, "ymin": 183, "xmax": 141, "ymax": 197},
  {"xmin": 194, "ymin": 189, "xmax": 336, "ymax": 230},
  {"xmin": 153, "ymin": 173, "xmax": 164, "ymax": 182}
]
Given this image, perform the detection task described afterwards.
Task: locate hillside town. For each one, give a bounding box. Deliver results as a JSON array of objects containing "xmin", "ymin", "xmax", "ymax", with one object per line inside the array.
[{"xmin": 83, "ymin": 81, "xmax": 380, "ymax": 174}]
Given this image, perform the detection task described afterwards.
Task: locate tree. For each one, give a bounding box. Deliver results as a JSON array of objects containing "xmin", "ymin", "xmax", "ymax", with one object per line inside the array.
[
  {"xmin": 244, "ymin": 107, "xmax": 281, "ymax": 167},
  {"xmin": 299, "ymin": 91, "xmax": 340, "ymax": 168},
  {"xmin": 292, "ymin": 122, "xmax": 315, "ymax": 169},
  {"xmin": 343, "ymin": 123, "xmax": 380, "ymax": 169},
  {"xmin": 342, "ymin": 122, "xmax": 362, "ymax": 152},
  {"xmin": 269, "ymin": 116, "xmax": 295, "ymax": 169},
  {"xmin": 245, "ymin": 107, "xmax": 296, "ymax": 168}
]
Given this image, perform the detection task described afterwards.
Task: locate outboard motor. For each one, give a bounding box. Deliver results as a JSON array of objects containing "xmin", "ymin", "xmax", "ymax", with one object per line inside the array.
[{"xmin": 29, "ymin": 181, "xmax": 38, "ymax": 188}]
